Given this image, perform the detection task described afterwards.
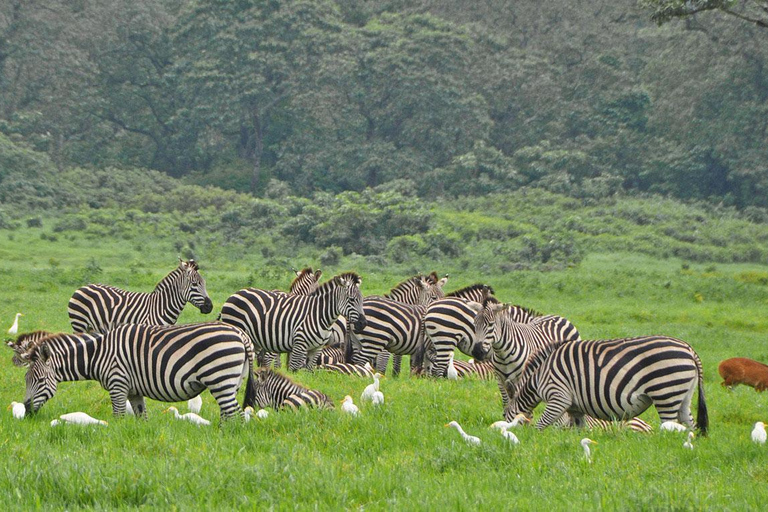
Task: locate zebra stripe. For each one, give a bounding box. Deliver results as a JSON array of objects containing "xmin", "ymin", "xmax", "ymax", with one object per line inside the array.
[
  {"xmin": 349, "ymin": 297, "xmax": 428, "ymax": 375},
  {"xmin": 315, "ymin": 346, "xmax": 345, "ymax": 366},
  {"xmin": 248, "ymin": 368, "xmax": 334, "ymax": 410},
  {"xmin": 67, "ymin": 259, "xmax": 213, "ymax": 334},
  {"xmin": 504, "ymin": 336, "xmax": 708, "ymax": 435},
  {"xmin": 6, "ymin": 330, "xmax": 54, "ymax": 367},
  {"xmin": 449, "ymin": 359, "xmax": 495, "ymax": 380},
  {"xmin": 23, "ymin": 322, "xmax": 254, "ymax": 420},
  {"xmin": 423, "ymin": 297, "xmax": 489, "ymax": 377},
  {"xmin": 477, "ymin": 301, "xmax": 580, "ymax": 405},
  {"xmin": 220, "ymin": 272, "xmax": 366, "ymax": 371},
  {"xmin": 320, "ymin": 362, "xmax": 375, "ymax": 378}
]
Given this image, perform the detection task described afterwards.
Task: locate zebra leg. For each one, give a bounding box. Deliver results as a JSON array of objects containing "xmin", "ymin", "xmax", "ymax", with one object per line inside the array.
[
  {"xmin": 496, "ymin": 377, "xmax": 510, "ymax": 407},
  {"xmin": 392, "ymin": 354, "xmax": 402, "ymax": 377},
  {"xmin": 535, "ymin": 396, "xmax": 571, "ymax": 430},
  {"xmin": 305, "ymin": 346, "xmax": 322, "ymax": 372},
  {"xmin": 208, "ymin": 385, "xmax": 243, "ymax": 421},
  {"xmin": 106, "ymin": 377, "xmax": 132, "ymax": 416},
  {"xmin": 375, "ymin": 352, "xmax": 390, "ymax": 375},
  {"xmin": 288, "ymin": 343, "xmax": 309, "ymax": 372}
]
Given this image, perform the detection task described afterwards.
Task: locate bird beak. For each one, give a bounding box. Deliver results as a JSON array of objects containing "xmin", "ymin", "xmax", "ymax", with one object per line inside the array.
[
  {"xmin": 591, "ymin": 440, "xmax": 598, "ymax": 445},
  {"xmin": 444, "ymin": 423, "xmax": 450, "ymax": 427},
  {"xmin": 162, "ymin": 408, "xmax": 170, "ymax": 413},
  {"xmin": 6, "ymin": 404, "xmax": 11, "ymax": 411}
]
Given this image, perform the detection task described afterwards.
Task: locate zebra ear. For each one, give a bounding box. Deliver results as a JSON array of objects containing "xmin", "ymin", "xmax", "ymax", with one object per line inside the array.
[
  {"xmin": 466, "ymin": 301, "xmax": 484, "ymax": 315},
  {"xmin": 315, "ymin": 269, "xmax": 322, "ymax": 280},
  {"xmin": 437, "ymin": 274, "xmax": 449, "ymax": 288}
]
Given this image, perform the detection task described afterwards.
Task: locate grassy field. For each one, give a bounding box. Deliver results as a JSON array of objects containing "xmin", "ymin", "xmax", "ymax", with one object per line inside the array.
[{"xmin": 2, "ymin": 229, "xmax": 768, "ymax": 510}]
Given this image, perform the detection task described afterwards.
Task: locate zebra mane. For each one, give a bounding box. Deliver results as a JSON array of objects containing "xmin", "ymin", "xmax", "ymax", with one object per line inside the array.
[
  {"xmin": 385, "ymin": 275, "xmax": 427, "ymax": 297},
  {"xmin": 507, "ymin": 303, "xmax": 543, "ymax": 319},
  {"xmin": 447, "ymin": 284, "xmax": 495, "ymax": 298},
  {"xmin": 180, "ymin": 259, "xmax": 199, "ymax": 271},
  {"xmin": 290, "ymin": 267, "xmax": 320, "ymax": 287},
  {"xmin": 314, "ymin": 272, "xmax": 362, "ymax": 294}
]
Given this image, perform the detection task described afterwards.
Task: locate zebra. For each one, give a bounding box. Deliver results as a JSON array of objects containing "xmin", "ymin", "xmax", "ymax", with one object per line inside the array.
[
  {"xmin": 246, "ymin": 368, "xmax": 334, "ymax": 410},
  {"xmin": 320, "ymin": 362, "xmax": 375, "ymax": 378},
  {"xmin": 346, "ymin": 272, "xmax": 448, "ymax": 376},
  {"xmin": 67, "ymin": 259, "xmax": 213, "ymax": 334},
  {"xmin": 23, "ymin": 322, "xmax": 254, "ymax": 421},
  {"xmin": 476, "ymin": 299, "xmax": 580, "ymax": 405},
  {"xmin": 371, "ymin": 272, "xmax": 448, "ymax": 375},
  {"xmin": 556, "ymin": 414, "xmax": 654, "ymax": 434},
  {"xmin": 6, "ymin": 330, "xmax": 54, "ymax": 367},
  {"xmin": 220, "ymin": 272, "xmax": 367, "ymax": 371},
  {"xmin": 503, "ymin": 336, "xmax": 709, "ymax": 435},
  {"xmin": 422, "ymin": 297, "xmax": 490, "ymax": 377}
]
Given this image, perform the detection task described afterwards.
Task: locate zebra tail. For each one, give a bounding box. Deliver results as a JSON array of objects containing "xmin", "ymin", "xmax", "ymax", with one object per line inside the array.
[
  {"xmin": 243, "ymin": 365, "xmax": 256, "ymax": 409},
  {"xmin": 697, "ymin": 374, "xmax": 709, "ymax": 437}
]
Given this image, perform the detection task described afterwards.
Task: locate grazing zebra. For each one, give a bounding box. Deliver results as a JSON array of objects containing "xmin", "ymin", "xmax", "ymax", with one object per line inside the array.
[
  {"xmin": 422, "ymin": 297, "xmax": 490, "ymax": 377},
  {"xmin": 504, "ymin": 336, "xmax": 709, "ymax": 435},
  {"xmin": 23, "ymin": 322, "xmax": 254, "ymax": 421},
  {"xmin": 477, "ymin": 299, "xmax": 580, "ymax": 405},
  {"xmin": 220, "ymin": 272, "xmax": 366, "ymax": 371},
  {"xmin": 320, "ymin": 362, "xmax": 375, "ymax": 378},
  {"xmin": 246, "ymin": 368, "xmax": 334, "ymax": 410},
  {"xmin": 67, "ymin": 259, "xmax": 213, "ymax": 334},
  {"xmin": 6, "ymin": 330, "xmax": 53, "ymax": 367},
  {"xmin": 449, "ymin": 358, "xmax": 496, "ymax": 380}
]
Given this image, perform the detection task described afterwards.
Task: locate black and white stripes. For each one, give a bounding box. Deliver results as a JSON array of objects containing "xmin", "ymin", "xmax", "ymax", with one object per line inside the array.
[
  {"xmin": 23, "ymin": 322, "xmax": 254, "ymax": 421},
  {"xmin": 67, "ymin": 259, "xmax": 213, "ymax": 334}
]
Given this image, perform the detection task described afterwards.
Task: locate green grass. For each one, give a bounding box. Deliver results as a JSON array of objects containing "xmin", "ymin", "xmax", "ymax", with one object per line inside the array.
[{"xmin": 3, "ymin": 232, "xmax": 768, "ymax": 509}]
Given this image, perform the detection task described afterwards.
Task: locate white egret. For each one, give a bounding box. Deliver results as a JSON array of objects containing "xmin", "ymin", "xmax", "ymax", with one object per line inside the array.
[
  {"xmin": 446, "ymin": 352, "xmax": 458, "ymax": 380},
  {"xmin": 660, "ymin": 421, "xmax": 687, "ymax": 432},
  {"xmin": 683, "ymin": 431, "xmax": 695, "ymax": 450},
  {"xmin": 500, "ymin": 427, "xmax": 520, "ymax": 445},
  {"xmin": 7, "ymin": 401, "xmax": 25, "ymax": 419},
  {"xmin": 244, "ymin": 406, "xmax": 255, "ymax": 422},
  {"xmin": 445, "ymin": 421, "xmax": 481, "ymax": 446},
  {"xmin": 256, "ymin": 408, "xmax": 269, "ymax": 419},
  {"xmin": 371, "ymin": 390, "xmax": 384, "ymax": 406},
  {"xmin": 581, "ymin": 438, "xmax": 597, "ymax": 463},
  {"xmin": 124, "ymin": 400, "xmax": 134, "ymax": 416},
  {"xmin": 187, "ymin": 395, "xmax": 203, "ymax": 414},
  {"xmin": 164, "ymin": 406, "xmax": 210, "ymax": 426},
  {"xmin": 490, "ymin": 414, "xmax": 530, "ymax": 431},
  {"xmin": 341, "ymin": 395, "xmax": 360, "ymax": 416},
  {"xmin": 57, "ymin": 412, "xmax": 108, "ymax": 426},
  {"xmin": 361, "ymin": 373, "xmax": 383, "ymax": 402},
  {"xmin": 752, "ymin": 422, "xmax": 767, "ymax": 445},
  {"xmin": 8, "ymin": 313, "xmax": 22, "ymax": 335}
]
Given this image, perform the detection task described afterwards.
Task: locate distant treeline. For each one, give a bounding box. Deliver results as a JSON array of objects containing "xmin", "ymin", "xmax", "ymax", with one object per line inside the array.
[{"xmin": 1, "ymin": 1, "xmax": 767, "ymax": 208}]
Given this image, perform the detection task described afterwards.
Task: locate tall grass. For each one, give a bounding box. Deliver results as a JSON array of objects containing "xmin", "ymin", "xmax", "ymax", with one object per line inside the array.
[{"xmin": 2, "ymin": 232, "xmax": 768, "ymax": 509}]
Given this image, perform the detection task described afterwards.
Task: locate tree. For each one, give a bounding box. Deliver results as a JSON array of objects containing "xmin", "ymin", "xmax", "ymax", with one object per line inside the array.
[{"xmin": 642, "ymin": 1, "xmax": 768, "ymax": 28}]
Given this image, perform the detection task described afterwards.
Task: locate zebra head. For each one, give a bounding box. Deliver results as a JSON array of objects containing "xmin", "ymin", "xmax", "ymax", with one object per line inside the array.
[
  {"xmin": 23, "ymin": 343, "xmax": 58, "ymax": 414},
  {"xmin": 474, "ymin": 297, "xmax": 507, "ymax": 355},
  {"xmin": 457, "ymin": 300, "xmax": 490, "ymax": 361},
  {"xmin": 336, "ymin": 273, "xmax": 367, "ymax": 333},
  {"xmin": 251, "ymin": 369, "xmax": 276, "ymax": 409},
  {"xmin": 290, "ymin": 267, "xmax": 322, "ymax": 295},
  {"xmin": 179, "ymin": 259, "xmax": 213, "ymax": 314}
]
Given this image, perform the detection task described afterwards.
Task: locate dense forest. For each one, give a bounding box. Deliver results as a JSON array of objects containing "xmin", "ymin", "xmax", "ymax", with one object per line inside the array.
[
  {"xmin": 1, "ymin": 1, "xmax": 766, "ymax": 206},
  {"xmin": 2, "ymin": 1, "xmax": 768, "ymax": 274}
]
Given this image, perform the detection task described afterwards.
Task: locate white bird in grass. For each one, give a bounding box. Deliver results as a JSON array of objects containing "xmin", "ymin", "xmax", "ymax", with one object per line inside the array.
[
  {"xmin": 683, "ymin": 431, "xmax": 695, "ymax": 450},
  {"xmin": 164, "ymin": 406, "xmax": 210, "ymax": 426},
  {"xmin": 500, "ymin": 427, "xmax": 520, "ymax": 445},
  {"xmin": 256, "ymin": 408, "xmax": 269, "ymax": 419},
  {"xmin": 581, "ymin": 438, "xmax": 597, "ymax": 463},
  {"xmin": 490, "ymin": 413, "xmax": 530, "ymax": 431},
  {"xmin": 752, "ymin": 422, "xmax": 767, "ymax": 445},
  {"xmin": 8, "ymin": 313, "xmax": 23, "ymax": 335},
  {"xmin": 341, "ymin": 395, "xmax": 360, "ymax": 416},
  {"xmin": 187, "ymin": 395, "xmax": 203, "ymax": 414},
  {"xmin": 660, "ymin": 420, "xmax": 688, "ymax": 432},
  {"xmin": 446, "ymin": 352, "xmax": 458, "ymax": 380},
  {"xmin": 445, "ymin": 421, "xmax": 481, "ymax": 446},
  {"xmin": 7, "ymin": 401, "xmax": 25, "ymax": 419},
  {"xmin": 371, "ymin": 390, "xmax": 384, "ymax": 406},
  {"xmin": 243, "ymin": 406, "xmax": 269, "ymax": 422},
  {"xmin": 51, "ymin": 412, "xmax": 109, "ymax": 426},
  {"xmin": 361, "ymin": 373, "xmax": 383, "ymax": 402}
]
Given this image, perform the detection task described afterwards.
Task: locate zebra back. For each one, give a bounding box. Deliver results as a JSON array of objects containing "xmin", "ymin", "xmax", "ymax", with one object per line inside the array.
[
  {"xmin": 67, "ymin": 259, "xmax": 213, "ymax": 334},
  {"xmin": 282, "ymin": 390, "xmax": 335, "ymax": 411},
  {"xmin": 321, "ymin": 362, "xmax": 375, "ymax": 378}
]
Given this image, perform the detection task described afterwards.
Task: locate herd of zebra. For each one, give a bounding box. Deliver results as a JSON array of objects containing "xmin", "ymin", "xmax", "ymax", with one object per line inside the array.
[{"xmin": 6, "ymin": 259, "xmax": 708, "ymax": 436}]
